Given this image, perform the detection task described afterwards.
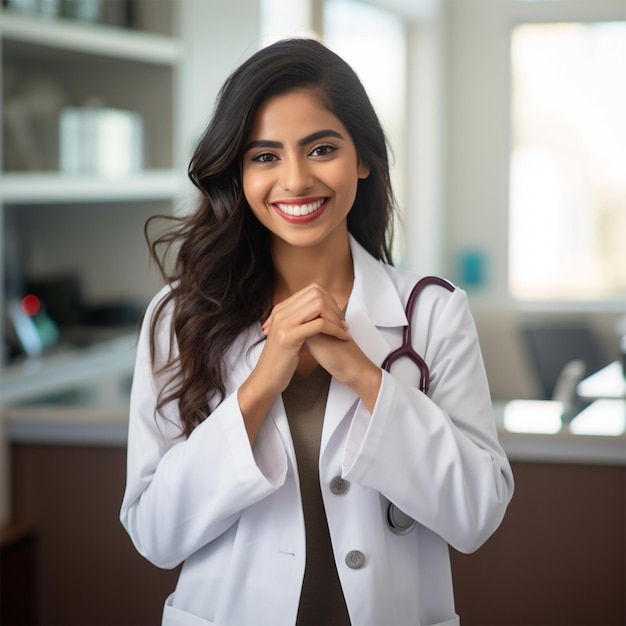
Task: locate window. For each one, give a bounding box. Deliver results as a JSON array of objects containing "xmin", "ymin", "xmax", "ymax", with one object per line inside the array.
[{"xmin": 509, "ymin": 21, "xmax": 626, "ymax": 301}]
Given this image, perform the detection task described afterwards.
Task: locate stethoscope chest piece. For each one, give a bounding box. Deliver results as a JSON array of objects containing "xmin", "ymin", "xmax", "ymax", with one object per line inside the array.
[{"xmin": 386, "ymin": 502, "xmax": 416, "ymax": 535}]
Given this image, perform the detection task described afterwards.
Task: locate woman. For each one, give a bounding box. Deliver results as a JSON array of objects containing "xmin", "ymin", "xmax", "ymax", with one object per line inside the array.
[{"xmin": 120, "ymin": 38, "xmax": 514, "ymax": 626}]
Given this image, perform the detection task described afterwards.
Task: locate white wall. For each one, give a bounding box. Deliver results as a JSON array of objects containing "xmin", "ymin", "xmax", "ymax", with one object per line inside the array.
[
  {"xmin": 443, "ymin": 0, "xmax": 512, "ymax": 303},
  {"xmin": 403, "ymin": 3, "xmax": 445, "ymax": 275}
]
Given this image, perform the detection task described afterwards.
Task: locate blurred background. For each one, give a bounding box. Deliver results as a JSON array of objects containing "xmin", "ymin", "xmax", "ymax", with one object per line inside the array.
[{"xmin": 0, "ymin": 0, "xmax": 624, "ymax": 624}]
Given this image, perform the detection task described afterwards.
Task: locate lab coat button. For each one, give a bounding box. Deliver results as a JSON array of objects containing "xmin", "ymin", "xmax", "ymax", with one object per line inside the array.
[
  {"xmin": 345, "ymin": 550, "xmax": 365, "ymax": 569},
  {"xmin": 330, "ymin": 476, "xmax": 349, "ymax": 494}
]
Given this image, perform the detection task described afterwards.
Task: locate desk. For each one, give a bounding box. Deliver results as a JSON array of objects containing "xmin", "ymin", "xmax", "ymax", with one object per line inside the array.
[
  {"xmin": 577, "ymin": 360, "xmax": 626, "ymax": 399},
  {"xmin": 494, "ymin": 400, "xmax": 626, "ymax": 465}
]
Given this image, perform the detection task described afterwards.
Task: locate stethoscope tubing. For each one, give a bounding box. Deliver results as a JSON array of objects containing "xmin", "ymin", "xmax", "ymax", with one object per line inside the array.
[
  {"xmin": 381, "ymin": 276, "xmax": 455, "ymax": 394},
  {"xmin": 381, "ymin": 276, "xmax": 455, "ymax": 534}
]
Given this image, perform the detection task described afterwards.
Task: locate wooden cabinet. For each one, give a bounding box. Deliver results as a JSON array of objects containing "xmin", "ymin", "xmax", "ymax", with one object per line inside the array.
[
  {"xmin": 8, "ymin": 442, "xmax": 179, "ymax": 625},
  {"xmin": 0, "ymin": 522, "xmax": 37, "ymax": 625},
  {"xmin": 5, "ymin": 440, "xmax": 625, "ymax": 625},
  {"xmin": 451, "ymin": 461, "xmax": 625, "ymax": 625}
]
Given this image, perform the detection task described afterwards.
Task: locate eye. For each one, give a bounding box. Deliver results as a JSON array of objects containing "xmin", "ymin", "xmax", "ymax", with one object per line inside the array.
[
  {"xmin": 252, "ymin": 152, "xmax": 278, "ymax": 163},
  {"xmin": 309, "ymin": 144, "xmax": 336, "ymax": 157}
]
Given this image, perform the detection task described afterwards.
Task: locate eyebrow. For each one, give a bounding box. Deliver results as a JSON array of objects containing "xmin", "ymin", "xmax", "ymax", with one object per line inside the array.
[{"xmin": 244, "ymin": 129, "xmax": 345, "ymax": 153}]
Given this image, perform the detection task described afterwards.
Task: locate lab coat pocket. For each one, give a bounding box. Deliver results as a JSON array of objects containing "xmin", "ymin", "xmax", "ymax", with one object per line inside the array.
[{"xmin": 162, "ymin": 593, "xmax": 217, "ymax": 626}]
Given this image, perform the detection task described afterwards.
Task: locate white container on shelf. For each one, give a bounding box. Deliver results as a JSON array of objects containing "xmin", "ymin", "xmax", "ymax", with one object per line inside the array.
[{"xmin": 59, "ymin": 107, "xmax": 144, "ymax": 177}]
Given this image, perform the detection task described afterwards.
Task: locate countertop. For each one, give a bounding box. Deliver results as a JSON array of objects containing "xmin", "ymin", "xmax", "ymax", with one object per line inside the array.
[{"xmin": 2, "ymin": 397, "xmax": 624, "ymax": 466}]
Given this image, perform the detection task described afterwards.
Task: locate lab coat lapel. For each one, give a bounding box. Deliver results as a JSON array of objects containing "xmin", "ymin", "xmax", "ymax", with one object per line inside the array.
[
  {"xmin": 321, "ymin": 237, "xmax": 408, "ymax": 449},
  {"xmin": 345, "ymin": 235, "xmax": 408, "ymax": 365}
]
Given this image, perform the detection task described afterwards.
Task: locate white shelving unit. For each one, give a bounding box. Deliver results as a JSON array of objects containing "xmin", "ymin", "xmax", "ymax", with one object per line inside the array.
[
  {"xmin": 0, "ymin": 2, "xmax": 184, "ymax": 397},
  {"xmin": 0, "ymin": 10, "xmax": 181, "ymax": 62},
  {"xmin": 0, "ymin": 0, "xmax": 264, "ymax": 406},
  {"xmin": 0, "ymin": 0, "xmax": 265, "ymax": 532}
]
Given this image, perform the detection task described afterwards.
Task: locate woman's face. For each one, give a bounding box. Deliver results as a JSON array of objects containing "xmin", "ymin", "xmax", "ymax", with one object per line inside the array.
[{"xmin": 242, "ymin": 88, "xmax": 369, "ymax": 252}]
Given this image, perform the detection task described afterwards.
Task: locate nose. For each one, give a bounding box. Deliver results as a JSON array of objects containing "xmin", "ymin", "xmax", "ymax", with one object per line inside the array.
[{"xmin": 279, "ymin": 156, "xmax": 313, "ymax": 194}]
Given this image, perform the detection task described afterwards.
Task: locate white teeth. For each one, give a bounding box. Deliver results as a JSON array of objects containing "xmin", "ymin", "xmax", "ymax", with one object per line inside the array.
[{"xmin": 275, "ymin": 198, "xmax": 325, "ymax": 216}]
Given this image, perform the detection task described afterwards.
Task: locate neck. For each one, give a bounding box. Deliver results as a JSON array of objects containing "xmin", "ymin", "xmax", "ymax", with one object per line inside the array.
[{"xmin": 271, "ymin": 234, "xmax": 354, "ymax": 306}]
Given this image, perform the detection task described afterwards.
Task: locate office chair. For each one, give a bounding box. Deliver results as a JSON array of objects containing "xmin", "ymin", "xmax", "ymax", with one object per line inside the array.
[{"xmin": 520, "ymin": 321, "xmax": 608, "ymax": 420}]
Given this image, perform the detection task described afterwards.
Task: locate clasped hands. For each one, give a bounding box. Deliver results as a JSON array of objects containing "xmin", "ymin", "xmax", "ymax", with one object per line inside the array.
[
  {"xmin": 261, "ymin": 283, "xmax": 376, "ymax": 393},
  {"xmin": 238, "ymin": 283, "xmax": 381, "ymax": 442}
]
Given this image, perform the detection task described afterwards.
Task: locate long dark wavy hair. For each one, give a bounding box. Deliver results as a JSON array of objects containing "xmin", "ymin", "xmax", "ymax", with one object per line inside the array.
[{"xmin": 147, "ymin": 38, "xmax": 396, "ymax": 436}]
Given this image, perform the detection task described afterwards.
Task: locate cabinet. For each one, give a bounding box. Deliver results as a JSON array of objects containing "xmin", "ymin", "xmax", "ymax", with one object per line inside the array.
[
  {"xmin": 4, "ymin": 440, "xmax": 624, "ymax": 624},
  {"xmin": 0, "ymin": 1, "xmax": 186, "ymax": 386}
]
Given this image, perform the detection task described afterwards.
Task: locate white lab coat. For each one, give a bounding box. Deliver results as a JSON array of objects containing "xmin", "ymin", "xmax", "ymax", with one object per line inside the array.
[{"xmin": 120, "ymin": 236, "xmax": 514, "ymax": 626}]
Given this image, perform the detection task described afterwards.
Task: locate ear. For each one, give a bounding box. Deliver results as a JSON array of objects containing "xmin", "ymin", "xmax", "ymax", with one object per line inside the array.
[{"xmin": 357, "ymin": 159, "xmax": 370, "ymax": 180}]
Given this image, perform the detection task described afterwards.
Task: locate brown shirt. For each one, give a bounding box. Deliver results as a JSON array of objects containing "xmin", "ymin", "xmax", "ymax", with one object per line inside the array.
[{"xmin": 282, "ymin": 367, "xmax": 351, "ymax": 626}]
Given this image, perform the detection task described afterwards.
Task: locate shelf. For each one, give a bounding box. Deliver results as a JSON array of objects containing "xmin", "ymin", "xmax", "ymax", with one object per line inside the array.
[
  {"xmin": 0, "ymin": 170, "xmax": 188, "ymax": 204},
  {"xmin": 0, "ymin": 10, "xmax": 180, "ymax": 65}
]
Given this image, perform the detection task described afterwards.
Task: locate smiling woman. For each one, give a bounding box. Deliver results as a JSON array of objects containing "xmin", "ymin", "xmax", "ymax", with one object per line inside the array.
[{"xmin": 120, "ymin": 37, "xmax": 513, "ymax": 626}]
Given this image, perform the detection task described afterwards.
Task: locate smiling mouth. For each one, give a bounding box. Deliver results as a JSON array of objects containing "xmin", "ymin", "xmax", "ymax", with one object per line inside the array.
[{"xmin": 274, "ymin": 198, "xmax": 326, "ymax": 217}]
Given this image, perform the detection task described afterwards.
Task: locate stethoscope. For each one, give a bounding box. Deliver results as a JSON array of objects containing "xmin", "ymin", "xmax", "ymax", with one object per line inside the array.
[{"xmin": 380, "ymin": 276, "xmax": 455, "ymax": 534}]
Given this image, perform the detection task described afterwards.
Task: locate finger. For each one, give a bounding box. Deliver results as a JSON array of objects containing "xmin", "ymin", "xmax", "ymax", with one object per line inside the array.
[
  {"xmin": 272, "ymin": 283, "xmax": 345, "ymax": 321},
  {"xmin": 267, "ymin": 289, "xmax": 347, "ymax": 334},
  {"xmin": 263, "ymin": 310, "xmax": 348, "ymax": 337},
  {"xmin": 299, "ymin": 316, "xmax": 351, "ymax": 341}
]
